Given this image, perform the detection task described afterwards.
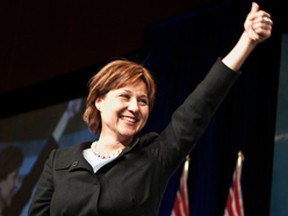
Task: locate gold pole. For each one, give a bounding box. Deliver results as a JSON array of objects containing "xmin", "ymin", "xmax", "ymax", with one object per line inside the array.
[
  {"xmin": 237, "ymin": 150, "xmax": 245, "ymax": 182},
  {"xmin": 184, "ymin": 154, "xmax": 190, "ymax": 173}
]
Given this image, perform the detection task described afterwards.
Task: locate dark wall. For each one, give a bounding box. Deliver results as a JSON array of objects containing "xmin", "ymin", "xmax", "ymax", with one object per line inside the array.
[{"xmin": 0, "ymin": 0, "xmax": 215, "ymax": 95}]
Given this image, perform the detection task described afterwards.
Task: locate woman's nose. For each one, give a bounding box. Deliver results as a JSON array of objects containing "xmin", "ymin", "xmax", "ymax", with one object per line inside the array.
[{"xmin": 127, "ymin": 99, "xmax": 139, "ymax": 112}]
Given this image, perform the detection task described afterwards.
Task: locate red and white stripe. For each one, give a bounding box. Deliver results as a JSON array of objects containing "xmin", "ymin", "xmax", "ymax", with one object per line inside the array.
[
  {"xmin": 171, "ymin": 158, "xmax": 189, "ymax": 216},
  {"xmin": 224, "ymin": 151, "xmax": 244, "ymax": 216}
]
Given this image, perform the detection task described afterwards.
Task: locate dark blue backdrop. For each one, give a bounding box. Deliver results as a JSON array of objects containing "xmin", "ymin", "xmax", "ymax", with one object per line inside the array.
[{"xmin": 138, "ymin": 1, "xmax": 279, "ymax": 215}]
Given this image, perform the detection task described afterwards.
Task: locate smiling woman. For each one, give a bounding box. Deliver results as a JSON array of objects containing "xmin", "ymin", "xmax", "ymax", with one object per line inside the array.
[
  {"xmin": 83, "ymin": 59, "xmax": 156, "ymax": 135},
  {"xmin": 94, "ymin": 81, "xmax": 150, "ymax": 143},
  {"xmin": 28, "ymin": 3, "xmax": 273, "ymax": 216}
]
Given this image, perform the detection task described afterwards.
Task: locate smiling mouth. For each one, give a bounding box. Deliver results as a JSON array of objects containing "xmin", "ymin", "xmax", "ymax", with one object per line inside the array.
[{"xmin": 121, "ymin": 116, "xmax": 137, "ymax": 123}]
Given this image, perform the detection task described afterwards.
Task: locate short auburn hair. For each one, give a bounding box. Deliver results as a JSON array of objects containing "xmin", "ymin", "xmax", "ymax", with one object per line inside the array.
[{"xmin": 83, "ymin": 59, "xmax": 156, "ymax": 134}]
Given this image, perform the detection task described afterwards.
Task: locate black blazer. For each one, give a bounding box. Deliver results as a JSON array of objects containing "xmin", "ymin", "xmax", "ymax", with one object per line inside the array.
[{"xmin": 28, "ymin": 59, "xmax": 239, "ymax": 216}]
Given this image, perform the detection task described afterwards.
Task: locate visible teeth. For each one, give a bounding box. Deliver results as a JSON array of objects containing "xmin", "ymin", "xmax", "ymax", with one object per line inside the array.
[{"xmin": 122, "ymin": 117, "xmax": 136, "ymax": 122}]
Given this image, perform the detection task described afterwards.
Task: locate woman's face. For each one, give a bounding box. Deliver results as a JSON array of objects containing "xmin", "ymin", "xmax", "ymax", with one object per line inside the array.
[
  {"xmin": 96, "ymin": 80, "xmax": 149, "ymax": 143},
  {"xmin": 0, "ymin": 169, "xmax": 20, "ymax": 208}
]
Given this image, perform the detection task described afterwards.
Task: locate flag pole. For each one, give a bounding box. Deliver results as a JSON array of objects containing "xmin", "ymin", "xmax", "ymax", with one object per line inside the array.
[
  {"xmin": 224, "ymin": 150, "xmax": 245, "ymax": 216},
  {"xmin": 171, "ymin": 155, "xmax": 190, "ymax": 216},
  {"xmin": 184, "ymin": 154, "xmax": 190, "ymax": 174},
  {"xmin": 237, "ymin": 151, "xmax": 244, "ymax": 178}
]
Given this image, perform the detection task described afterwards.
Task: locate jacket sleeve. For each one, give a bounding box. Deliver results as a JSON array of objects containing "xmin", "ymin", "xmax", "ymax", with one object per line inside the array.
[
  {"xmin": 157, "ymin": 59, "xmax": 240, "ymax": 173},
  {"xmin": 28, "ymin": 149, "xmax": 56, "ymax": 216}
]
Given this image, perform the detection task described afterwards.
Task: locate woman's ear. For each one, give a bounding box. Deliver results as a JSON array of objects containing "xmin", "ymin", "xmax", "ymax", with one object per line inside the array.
[{"xmin": 95, "ymin": 98, "xmax": 102, "ymax": 111}]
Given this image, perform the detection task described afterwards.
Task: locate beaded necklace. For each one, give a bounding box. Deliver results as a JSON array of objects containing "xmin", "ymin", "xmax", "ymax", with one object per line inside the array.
[{"xmin": 90, "ymin": 141, "xmax": 123, "ymax": 159}]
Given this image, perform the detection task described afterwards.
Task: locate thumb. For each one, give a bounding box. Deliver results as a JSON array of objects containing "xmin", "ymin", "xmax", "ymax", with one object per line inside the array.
[{"xmin": 250, "ymin": 2, "xmax": 260, "ymax": 13}]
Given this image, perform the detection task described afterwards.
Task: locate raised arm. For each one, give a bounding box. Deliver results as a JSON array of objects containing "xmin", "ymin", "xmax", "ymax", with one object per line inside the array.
[{"xmin": 222, "ymin": 2, "xmax": 273, "ymax": 71}]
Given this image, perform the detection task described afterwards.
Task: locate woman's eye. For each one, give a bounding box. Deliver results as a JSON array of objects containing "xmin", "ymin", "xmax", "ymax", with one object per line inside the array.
[
  {"xmin": 120, "ymin": 94, "xmax": 130, "ymax": 99},
  {"xmin": 139, "ymin": 99, "xmax": 148, "ymax": 105}
]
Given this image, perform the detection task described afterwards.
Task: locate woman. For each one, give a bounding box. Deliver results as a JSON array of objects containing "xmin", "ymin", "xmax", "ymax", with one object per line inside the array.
[{"xmin": 29, "ymin": 2, "xmax": 272, "ymax": 216}]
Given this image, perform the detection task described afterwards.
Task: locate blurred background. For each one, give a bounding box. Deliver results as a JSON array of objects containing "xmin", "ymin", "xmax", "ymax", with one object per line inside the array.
[{"xmin": 0, "ymin": 0, "xmax": 287, "ymax": 215}]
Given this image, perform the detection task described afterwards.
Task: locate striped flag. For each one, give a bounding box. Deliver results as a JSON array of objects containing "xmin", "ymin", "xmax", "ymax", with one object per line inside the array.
[
  {"xmin": 224, "ymin": 151, "xmax": 245, "ymax": 216},
  {"xmin": 171, "ymin": 156, "xmax": 190, "ymax": 216}
]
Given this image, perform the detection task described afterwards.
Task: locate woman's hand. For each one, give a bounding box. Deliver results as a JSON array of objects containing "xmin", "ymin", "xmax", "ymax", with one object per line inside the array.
[
  {"xmin": 244, "ymin": 2, "xmax": 273, "ymax": 44},
  {"xmin": 222, "ymin": 2, "xmax": 273, "ymax": 71}
]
